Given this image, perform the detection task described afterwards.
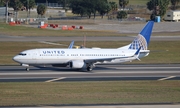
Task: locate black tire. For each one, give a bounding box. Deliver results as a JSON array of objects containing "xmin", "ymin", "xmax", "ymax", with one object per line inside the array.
[{"xmin": 87, "ymin": 66, "xmax": 92, "ymax": 71}]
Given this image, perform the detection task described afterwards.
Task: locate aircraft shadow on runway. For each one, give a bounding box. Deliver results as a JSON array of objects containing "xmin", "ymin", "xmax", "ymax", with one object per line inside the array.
[
  {"xmin": 30, "ymin": 65, "xmax": 119, "ymax": 72},
  {"xmin": 0, "ymin": 65, "xmax": 118, "ymax": 72},
  {"xmin": 0, "ymin": 65, "xmax": 176, "ymax": 72}
]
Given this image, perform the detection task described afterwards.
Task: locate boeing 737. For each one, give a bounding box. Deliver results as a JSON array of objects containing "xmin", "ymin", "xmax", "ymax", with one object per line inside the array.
[{"xmin": 13, "ymin": 21, "xmax": 154, "ymax": 71}]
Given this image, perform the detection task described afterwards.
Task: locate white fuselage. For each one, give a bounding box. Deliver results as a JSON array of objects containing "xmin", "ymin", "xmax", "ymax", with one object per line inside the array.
[{"xmin": 13, "ymin": 48, "xmax": 149, "ymax": 65}]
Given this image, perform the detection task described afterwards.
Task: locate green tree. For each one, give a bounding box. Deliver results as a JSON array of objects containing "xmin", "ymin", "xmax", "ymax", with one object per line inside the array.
[
  {"xmin": 171, "ymin": 0, "xmax": 180, "ymax": 10},
  {"xmin": 147, "ymin": 0, "xmax": 169, "ymax": 20},
  {"xmin": 159, "ymin": 0, "xmax": 170, "ymax": 18},
  {"xmin": 0, "ymin": 0, "xmax": 4, "ymax": 6},
  {"xmin": 108, "ymin": 1, "xmax": 118, "ymax": 19},
  {"xmin": 97, "ymin": 0, "xmax": 111, "ymax": 19},
  {"xmin": 90, "ymin": 0, "xmax": 98, "ymax": 19},
  {"xmin": 84, "ymin": 0, "xmax": 94, "ymax": 18},
  {"xmin": 117, "ymin": 11, "xmax": 127, "ymax": 20},
  {"xmin": 9, "ymin": 0, "xmax": 23, "ymax": 21},
  {"xmin": 70, "ymin": 0, "xmax": 111, "ymax": 19},
  {"xmin": 109, "ymin": 1, "xmax": 117, "ymax": 11},
  {"xmin": 92, "ymin": 0, "xmax": 111, "ymax": 19},
  {"xmin": 37, "ymin": 4, "xmax": 47, "ymax": 18},
  {"xmin": 56, "ymin": 0, "xmax": 71, "ymax": 11},
  {"xmin": 119, "ymin": 0, "xmax": 129, "ymax": 10},
  {"xmin": 9, "ymin": 0, "xmax": 22, "ymax": 12},
  {"xmin": 70, "ymin": 0, "xmax": 86, "ymax": 17},
  {"xmin": 20, "ymin": 0, "xmax": 36, "ymax": 17}
]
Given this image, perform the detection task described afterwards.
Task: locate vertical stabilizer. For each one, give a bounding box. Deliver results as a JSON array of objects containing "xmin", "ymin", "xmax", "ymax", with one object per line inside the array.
[{"xmin": 129, "ymin": 21, "xmax": 154, "ymax": 50}]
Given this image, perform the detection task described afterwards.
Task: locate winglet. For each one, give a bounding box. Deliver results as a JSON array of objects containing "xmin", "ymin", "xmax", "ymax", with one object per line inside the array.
[
  {"xmin": 129, "ymin": 21, "xmax": 154, "ymax": 50},
  {"xmin": 68, "ymin": 41, "xmax": 74, "ymax": 49}
]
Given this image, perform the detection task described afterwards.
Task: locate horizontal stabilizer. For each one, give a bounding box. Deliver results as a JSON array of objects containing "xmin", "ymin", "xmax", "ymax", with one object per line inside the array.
[
  {"xmin": 135, "ymin": 46, "xmax": 141, "ymax": 55},
  {"xmin": 134, "ymin": 47, "xmax": 141, "ymax": 61}
]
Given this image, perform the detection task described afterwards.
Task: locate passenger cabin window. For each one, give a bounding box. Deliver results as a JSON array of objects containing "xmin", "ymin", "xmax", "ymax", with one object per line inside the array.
[
  {"xmin": 167, "ymin": 15, "xmax": 171, "ymax": 17},
  {"xmin": 19, "ymin": 53, "xmax": 27, "ymax": 56}
]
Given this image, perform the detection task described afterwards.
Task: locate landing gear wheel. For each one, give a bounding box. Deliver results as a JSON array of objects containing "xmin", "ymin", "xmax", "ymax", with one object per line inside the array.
[
  {"xmin": 26, "ymin": 67, "xmax": 29, "ymax": 71},
  {"xmin": 87, "ymin": 65, "xmax": 93, "ymax": 71}
]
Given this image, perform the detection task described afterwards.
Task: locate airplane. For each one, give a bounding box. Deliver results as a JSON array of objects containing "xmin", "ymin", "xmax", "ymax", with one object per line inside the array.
[{"xmin": 13, "ymin": 21, "xmax": 154, "ymax": 71}]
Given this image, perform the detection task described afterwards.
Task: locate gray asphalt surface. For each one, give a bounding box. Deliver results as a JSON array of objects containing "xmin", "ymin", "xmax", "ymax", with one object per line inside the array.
[
  {"xmin": 0, "ymin": 64, "xmax": 180, "ymax": 82},
  {"xmin": 0, "ymin": 35, "xmax": 180, "ymax": 41},
  {"xmin": 85, "ymin": 22, "xmax": 180, "ymax": 33}
]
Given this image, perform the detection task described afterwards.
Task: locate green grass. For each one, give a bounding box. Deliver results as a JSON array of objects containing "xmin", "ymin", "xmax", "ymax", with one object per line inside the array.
[
  {"xmin": 0, "ymin": 22, "xmax": 125, "ymax": 37},
  {"xmin": 0, "ymin": 41, "xmax": 180, "ymax": 65},
  {"xmin": 0, "ymin": 81, "xmax": 180, "ymax": 106},
  {"xmin": 134, "ymin": 41, "xmax": 180, "ymax": 64}
]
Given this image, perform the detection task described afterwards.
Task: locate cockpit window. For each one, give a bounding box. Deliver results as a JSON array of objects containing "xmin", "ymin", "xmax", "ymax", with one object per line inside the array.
[{"xmin": 19, "ymin": 53, "xmax": 27, "ymax": 56}]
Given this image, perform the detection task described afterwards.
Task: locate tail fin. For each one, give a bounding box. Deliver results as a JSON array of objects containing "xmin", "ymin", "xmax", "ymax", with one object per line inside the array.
[{"xmin": 129, "ymin": 21, "xmax": 154, "ymax": 50}]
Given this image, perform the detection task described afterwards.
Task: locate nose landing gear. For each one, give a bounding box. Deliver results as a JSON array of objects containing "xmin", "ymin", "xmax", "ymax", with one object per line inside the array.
[{"xmin": 21, "ymin": 64, "xmax": 30, "ymax": 71}]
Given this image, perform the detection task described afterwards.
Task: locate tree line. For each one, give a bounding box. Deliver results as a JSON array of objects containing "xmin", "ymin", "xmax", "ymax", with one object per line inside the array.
[
  {"xmin": 1, "ymin": 0, "xmax": 180, "ymax": 23},
  {"xmin": 147, "ymin": 0, "xmax": 180, "ymax": 20},
  {"xmin": 66, "ymin": 0, "xmax": 129, "ymax": 19}
]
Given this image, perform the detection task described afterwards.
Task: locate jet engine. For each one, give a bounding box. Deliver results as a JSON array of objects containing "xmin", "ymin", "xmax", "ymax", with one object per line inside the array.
[{"xmin": 70, "ymin": 60, "xmax": 86, "ymax": 69}]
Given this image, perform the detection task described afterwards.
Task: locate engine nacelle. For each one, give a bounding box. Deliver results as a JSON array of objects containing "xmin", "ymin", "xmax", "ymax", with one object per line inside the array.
[{"xmin": 70, "ymin": 60, "xmax": 85, "ymax": 69}]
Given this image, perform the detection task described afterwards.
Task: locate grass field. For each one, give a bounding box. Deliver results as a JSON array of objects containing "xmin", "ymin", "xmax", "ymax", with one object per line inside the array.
[
  {"xmin": 0, "ymin": 41, "xmax": 180, "ymax": 65},
  {"xmin": 0, "ymin": 22, "xmax": 125, "ymax": 37},
  {"xmin": 0, "ymin": 81, "xmax": 180, "ymax": 106}
]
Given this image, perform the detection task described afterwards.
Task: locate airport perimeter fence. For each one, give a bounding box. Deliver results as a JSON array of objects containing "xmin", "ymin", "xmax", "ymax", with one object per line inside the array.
[
  {"xmin": 36, "ymin": 3, "xmax": 62, "ymax": 8},
  {"xmin": 0, "ymin": 15, "xmax": 146, "ymax": 25}
]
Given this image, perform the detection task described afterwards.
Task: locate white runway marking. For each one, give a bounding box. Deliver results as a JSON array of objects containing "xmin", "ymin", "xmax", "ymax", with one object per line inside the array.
[
  {"xmin": 45, "ymin": 77, "xmax": 66, "ymax": 82},
  {"xmin": 158, "ymin": 76, "xmax": 176, "ymax": 81}
]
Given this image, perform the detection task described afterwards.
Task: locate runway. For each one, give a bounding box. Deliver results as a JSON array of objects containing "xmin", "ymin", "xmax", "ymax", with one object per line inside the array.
[
  {"xmin": 1, "ymin": 35, "xmax": 180, "ymax": 41},
  {"xmin": 0, "ymin": 64, "xmax": 180, "ymax": 82}
]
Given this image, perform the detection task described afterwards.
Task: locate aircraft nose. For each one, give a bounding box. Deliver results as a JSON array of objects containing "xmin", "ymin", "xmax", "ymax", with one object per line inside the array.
[{"xmin": 13, "ymin": 55, "xmax": 19, "ymax": 62}]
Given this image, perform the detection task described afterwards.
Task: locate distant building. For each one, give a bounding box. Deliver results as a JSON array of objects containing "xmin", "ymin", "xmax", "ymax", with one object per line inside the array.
[
  {"xmin": 164, "ymin": 10, "xmax": 180, "ymax": 22},
  {"xmin": 0, "ymin": 7, "xmax": 5, "ymax": 17}
]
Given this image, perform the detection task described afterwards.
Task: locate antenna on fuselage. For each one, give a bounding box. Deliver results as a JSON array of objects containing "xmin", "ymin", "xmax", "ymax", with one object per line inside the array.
[
  {"xmin": 81, "ymin": 33, "xmax": 86, "ymax": 48},
  {"xmin": 84, "ymin": 33, "xmax": 86, "ymax": 47}
]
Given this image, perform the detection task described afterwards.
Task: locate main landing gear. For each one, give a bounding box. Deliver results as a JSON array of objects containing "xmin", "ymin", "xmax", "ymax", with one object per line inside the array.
[{"xmin": 86, "ymin": 64, "xmax": 94, "ymax": 71}]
